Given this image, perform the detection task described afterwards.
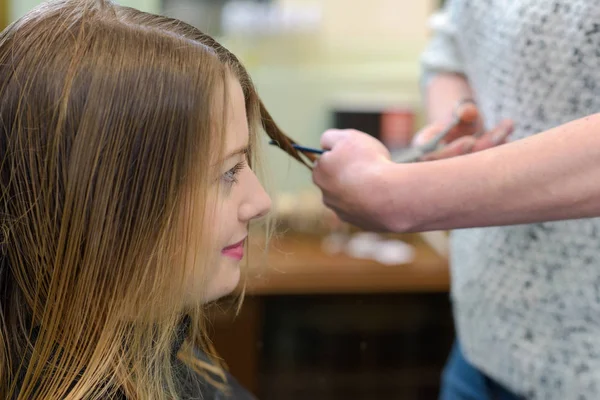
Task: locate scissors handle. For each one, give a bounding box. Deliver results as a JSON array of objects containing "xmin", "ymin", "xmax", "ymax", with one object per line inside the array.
[
  {"xmin": 392, "ymin": 98, "xmax": 477, "ymax": 163},
  {"xmin": 390, "ymin": 118, "xmax": 458, "ymax": 163}
]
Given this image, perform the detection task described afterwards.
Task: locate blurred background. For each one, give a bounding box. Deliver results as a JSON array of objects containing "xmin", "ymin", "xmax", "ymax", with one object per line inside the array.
[{"xmin": 0, "ymin": 1, "xmax": 452, "ymax": 399}]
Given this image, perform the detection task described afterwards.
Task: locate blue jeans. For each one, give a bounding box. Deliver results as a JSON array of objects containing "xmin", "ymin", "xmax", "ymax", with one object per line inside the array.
[{"xmin": 440, "ymin": 341, "xmax": 522, "ymax": 400}]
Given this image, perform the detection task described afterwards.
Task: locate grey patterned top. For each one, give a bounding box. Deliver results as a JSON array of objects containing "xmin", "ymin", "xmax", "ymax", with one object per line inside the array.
[{"xmin": 421, "ymin": 1, "xmax": 600, "ymax": 399}]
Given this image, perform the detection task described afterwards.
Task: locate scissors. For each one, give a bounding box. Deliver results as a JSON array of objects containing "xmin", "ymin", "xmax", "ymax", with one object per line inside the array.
[
  {"xmin": 268, "ymin": 98, "xmax": 478, "ymax": 165},
  {"xmin": 391, "ymin": 98, "xmax": 478, "ymax": 162}
]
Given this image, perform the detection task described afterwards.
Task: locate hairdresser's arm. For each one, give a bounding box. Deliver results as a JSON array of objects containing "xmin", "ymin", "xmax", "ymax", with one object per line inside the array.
[
  {"xmin": 313, "ymin": 114, "xmax": 600, "ymax": 232},
  {"xmin": 420, "ymin": 3, "xmax": 471, "ymax": 124},
  {"xmin": 400, "ymin": 114, "xmax": 600, "ymax": 231}
]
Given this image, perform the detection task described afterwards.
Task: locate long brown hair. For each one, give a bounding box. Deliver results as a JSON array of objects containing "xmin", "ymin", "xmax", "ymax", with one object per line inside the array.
[{"xmin": 0, "ymin": 0, "xmax": 303, "ymax": 398}]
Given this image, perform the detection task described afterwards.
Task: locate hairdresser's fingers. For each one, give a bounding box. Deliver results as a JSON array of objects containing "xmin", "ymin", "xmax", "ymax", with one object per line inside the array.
[
  {"xmin": 319, "ymin": 188, "xmax": 392, "ymax": 232},
  {"xmin": 320, "ymin": 129, "xmax": 353, "ymax": 150},
  {"xmin": 420, "ymin": 119, "xmax": 514, "ymax": 161},
  {"xmin": 412, "ymin": 115, "xmax": 481, "ymax": 147},
  {"xmin": 455, "ymin": 101, "xmax": 479, "ymax": 125},
  {"xmin": 412, "ymin": 122, "xmax": 447, "ymax": 146},
  {"xmin": 443, "ymin": 114, "xmax": 482, "ymax": 143},
  {"xmin": 419, "ymin": 136, "xmax": 476, "ymax": 161},
  {"xmin": 313, "ymin": 129, "xmax": 393, "ymax": 231},
  {"xmin": 471, "ymin": 119, "xmax": 514, "ymax": 152},
  {"xmin": 317, "ymin": 130, "xmax": 390, "ymax": 168},
  {"xmin": 441, "ymin": 101, "xmax": 480, "ymax": 143}
]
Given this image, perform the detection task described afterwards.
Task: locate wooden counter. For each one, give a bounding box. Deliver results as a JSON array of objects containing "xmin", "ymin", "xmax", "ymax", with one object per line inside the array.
[
  {"xmin": 212, "ymin": 233, "xmax": 451, "ymax": 395},
  {"xmin": 244, "ymin": 233, "xmax": 449, "ymax": 295}
]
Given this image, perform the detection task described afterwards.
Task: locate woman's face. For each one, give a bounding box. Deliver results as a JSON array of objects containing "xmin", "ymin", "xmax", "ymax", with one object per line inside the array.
[{"xmin": 188, "ymin": 77, "xmax": 271, "ymax": 303}]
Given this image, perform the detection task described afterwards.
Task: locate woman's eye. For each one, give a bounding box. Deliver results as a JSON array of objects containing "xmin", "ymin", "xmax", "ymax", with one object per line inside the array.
[{"xmin": 222, "ymin": 161, "xmax": 245, "ymax": 185}]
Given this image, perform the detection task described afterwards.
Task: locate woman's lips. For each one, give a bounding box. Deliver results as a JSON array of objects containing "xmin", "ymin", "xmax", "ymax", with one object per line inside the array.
[{"xmin": 221, "ymin": 238, "xmax": 246, "ymax": 260}]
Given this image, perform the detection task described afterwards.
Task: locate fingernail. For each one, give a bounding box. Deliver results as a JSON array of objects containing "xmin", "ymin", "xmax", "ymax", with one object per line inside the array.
[{"xmin": 493, "ymin": 127, "xmax": 509, "ymax": 144}]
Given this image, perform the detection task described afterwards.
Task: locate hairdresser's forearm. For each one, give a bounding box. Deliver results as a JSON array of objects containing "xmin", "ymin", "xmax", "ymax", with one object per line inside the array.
[
  {"xmin": 383, "ymin": 114, "xmax": 600, "ymax": 231},
  {"xmin": 425, "ymin": 73, "xmax": 473, "ymax": 123}
]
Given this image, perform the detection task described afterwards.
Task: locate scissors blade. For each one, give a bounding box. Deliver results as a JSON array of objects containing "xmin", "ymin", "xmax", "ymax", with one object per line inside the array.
[
  {"xmin": 391, "ymin": 114, "xmax": 462, "ymax": 163},
  {"xmin": 390, "ymin": 147, "xmax": 425, "ymax": 163}
]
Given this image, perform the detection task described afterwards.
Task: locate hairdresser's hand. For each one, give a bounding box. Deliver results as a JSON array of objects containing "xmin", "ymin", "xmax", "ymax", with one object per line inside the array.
[
  {"xmin": 414, "ymin": 102, "xmax": 514, "ymax": 161},
  {"xmin": 312, "ymin": 129, "xmax": 396, "ymax": 232}
]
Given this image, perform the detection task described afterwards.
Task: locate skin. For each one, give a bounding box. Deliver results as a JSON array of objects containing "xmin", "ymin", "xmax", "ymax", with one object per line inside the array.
[
  {"xmin": 311, "ymin": 72, "xmax": 513, "ymax": 232},
  {"xmin": 194, "ymin": 76, "xmax": 271, "ymax": 303},
  {"xmin": 413, "ymin": 98, "xmax": 513, "ymax": 162},
  {"xmin": 312, "ymin": 100, "xmax": 600, "ymax": 233}
]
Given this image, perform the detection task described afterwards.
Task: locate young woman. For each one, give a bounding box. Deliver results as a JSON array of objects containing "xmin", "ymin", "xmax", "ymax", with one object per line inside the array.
[{"xmin": 0, "ymin": 0, "xmax": 303, "ymax": 398}]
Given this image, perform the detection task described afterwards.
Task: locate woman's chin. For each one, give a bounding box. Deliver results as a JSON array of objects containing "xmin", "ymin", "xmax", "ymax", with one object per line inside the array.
[{"xmin": 202, "ymin": 265, "xmax": 241, "ymax": 303}]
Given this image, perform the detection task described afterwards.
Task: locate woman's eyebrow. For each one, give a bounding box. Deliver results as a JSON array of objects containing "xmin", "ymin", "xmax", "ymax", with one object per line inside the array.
[
  {"xmin": 225, "ymin": 146, "xmax": 248, "ymax": 159},
  {"xmin": 216, "ymin": 146, "xmax": 249, "ymax": 165}
]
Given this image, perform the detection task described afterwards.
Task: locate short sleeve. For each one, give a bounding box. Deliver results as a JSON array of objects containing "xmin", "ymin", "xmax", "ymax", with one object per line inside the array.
[{"xmin": 420, "ymin": 1, "xmax": 466, "ymax": 90}]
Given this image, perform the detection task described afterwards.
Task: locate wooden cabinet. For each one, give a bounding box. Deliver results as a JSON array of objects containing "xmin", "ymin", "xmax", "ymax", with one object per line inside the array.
[{"xmin": 209, "ymin": 234, "xmax": 453, "ymax": 399}]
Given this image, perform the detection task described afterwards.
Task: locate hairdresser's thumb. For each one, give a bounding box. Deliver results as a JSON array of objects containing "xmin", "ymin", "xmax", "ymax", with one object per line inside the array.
[{"xmin": 320, "ymin": 129, "xmax": 352, "ymax": 150}]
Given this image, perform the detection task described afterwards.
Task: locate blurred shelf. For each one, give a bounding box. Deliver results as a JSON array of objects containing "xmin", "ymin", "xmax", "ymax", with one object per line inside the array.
[{"xmin": 244, "ymin": 233, "xmax": 449, "ymax": 295}]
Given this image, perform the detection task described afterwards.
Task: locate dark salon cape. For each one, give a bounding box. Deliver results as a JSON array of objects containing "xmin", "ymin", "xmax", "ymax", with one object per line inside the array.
[
  {"xmin": 170, "ymin": 317, "xmax": 256, "ymax": 400},
  {"xmin": 18, "ymin": 317, "xmax": 256, "ymax": 400},
  {"xmin": 170, "ymin": 352, "xmax": 256, "ymax": 400}
]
